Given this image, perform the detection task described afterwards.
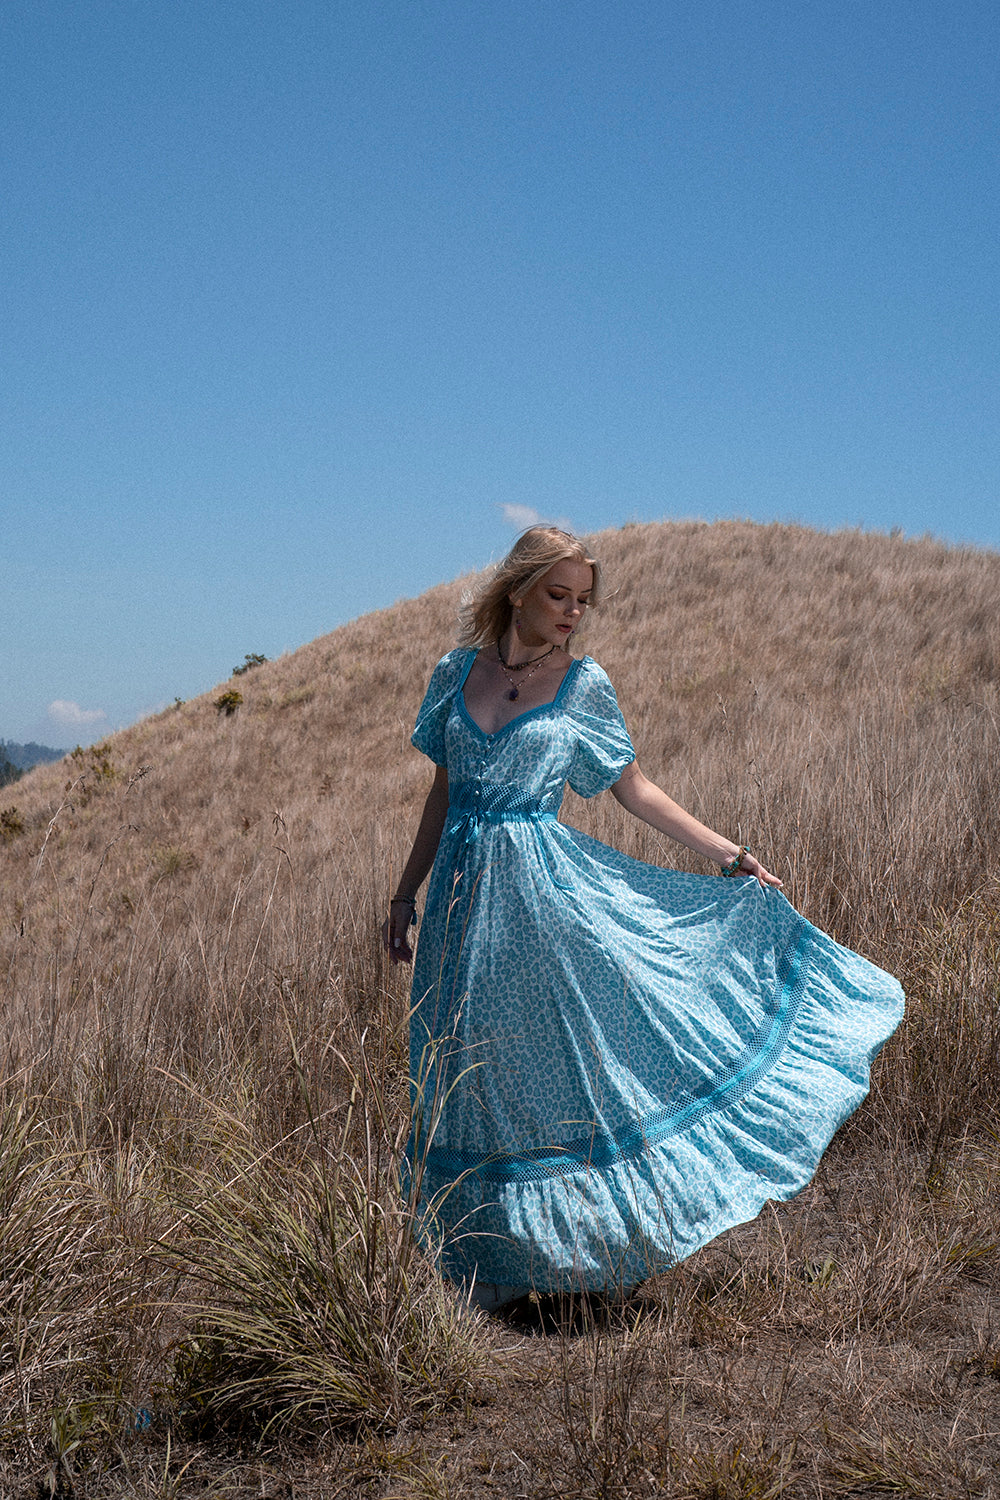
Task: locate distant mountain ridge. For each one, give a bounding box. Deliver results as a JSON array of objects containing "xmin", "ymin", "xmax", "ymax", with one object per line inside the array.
[{"xmin": 0, "ymin": 740, "xmax": 66, "ymax": 786}]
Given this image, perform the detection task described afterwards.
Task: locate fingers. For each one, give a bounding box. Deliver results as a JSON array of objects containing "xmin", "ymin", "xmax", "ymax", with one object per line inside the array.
[
  {"xmin": 741, "ymin": 856, "xmax": 783, "ymax": 890},
  {"xmin": 382, "ymin": 915, "xmax": 414, "ymax": 964}
]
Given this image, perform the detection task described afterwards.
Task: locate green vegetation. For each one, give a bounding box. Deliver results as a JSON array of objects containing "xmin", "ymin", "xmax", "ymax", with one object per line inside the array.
[
  {"xmin": 149, "ymin": 843, "xmax": 198, "ymax": 878},
  {"xmin": 232, "ymin": 652, "xmax": 269, "ymax": 676},
  {"xmin": 0, "ymin": 805, "xmax": 23, "ymax": 843},
  {"xmin": 214, "ymin": 689, "xmax": 243, "ymax": 716},
  {"xmin": 0, "ymin": 748, "xmax": 21, "ymax": 788},
  {"xmin": 66, "ymin": 741, "xmax": 120, "ymax": 807},
  {"xmin": 0, "ymin": 739, "xmax": 65, "ymax": 780}
]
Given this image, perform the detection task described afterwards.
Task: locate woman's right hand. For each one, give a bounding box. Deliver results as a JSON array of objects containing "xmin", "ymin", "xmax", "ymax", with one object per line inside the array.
[{"xmin": 383, "ymin": 899, "xmax": 416, "ymax": 964}]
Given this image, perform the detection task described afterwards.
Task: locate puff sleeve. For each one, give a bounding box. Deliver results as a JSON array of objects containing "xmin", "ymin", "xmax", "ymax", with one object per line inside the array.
[
  {"xmin": 410, "ymin": 649, "xmax": 473, "ymax": 765},
  {"xmin": 565, "ymin": 659, "xmax": 636, "ymax": 798}
]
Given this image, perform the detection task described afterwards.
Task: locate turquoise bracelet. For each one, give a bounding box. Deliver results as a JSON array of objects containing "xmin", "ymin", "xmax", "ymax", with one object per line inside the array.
[{"xmin": 721, "ymin": 846, "xmax": 750, "ymax": 877}]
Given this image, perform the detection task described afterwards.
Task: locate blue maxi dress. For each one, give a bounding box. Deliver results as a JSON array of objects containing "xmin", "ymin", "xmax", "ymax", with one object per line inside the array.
[{"xmin": 407, "ymin": 648, "xmax": 905, "ymax": 1294}]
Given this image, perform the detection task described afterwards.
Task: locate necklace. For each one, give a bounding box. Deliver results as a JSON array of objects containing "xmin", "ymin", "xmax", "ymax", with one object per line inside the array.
[{"xmin": 496, "ymin": 641, "xmax": 556, "ymax": 701}]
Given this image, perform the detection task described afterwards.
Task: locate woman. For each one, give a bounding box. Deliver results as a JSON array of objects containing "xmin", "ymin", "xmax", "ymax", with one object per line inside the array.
[{"xmin": 385, "ymin": 526, "xmax": 904, "ymax": 1309}]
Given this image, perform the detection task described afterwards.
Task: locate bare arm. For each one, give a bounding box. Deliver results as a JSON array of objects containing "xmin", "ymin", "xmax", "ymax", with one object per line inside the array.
[
  {"xmin": 611, "ymin": 761, "xmax": 782, "ymax": 888},
  {"xmin": 384, "ymin": 765, "xmax": 450, "ymax": 963}
]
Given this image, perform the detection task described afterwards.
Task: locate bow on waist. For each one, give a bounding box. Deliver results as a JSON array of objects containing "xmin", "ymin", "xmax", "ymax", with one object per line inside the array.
[{"xmin": 446, "ymin": 779, "xmax": 559, "ymax": 846}]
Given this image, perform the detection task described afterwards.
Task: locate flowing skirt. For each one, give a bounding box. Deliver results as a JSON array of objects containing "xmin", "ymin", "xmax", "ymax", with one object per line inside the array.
[{"xmin": 408, "ymin": 820, "xmax": 905, "ymax": 1293}]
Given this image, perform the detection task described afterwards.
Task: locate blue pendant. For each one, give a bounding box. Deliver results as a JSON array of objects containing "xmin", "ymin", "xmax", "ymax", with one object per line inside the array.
[{"xmin": 508, "ymin": 688, "xmax": 519, "ymax": 701}]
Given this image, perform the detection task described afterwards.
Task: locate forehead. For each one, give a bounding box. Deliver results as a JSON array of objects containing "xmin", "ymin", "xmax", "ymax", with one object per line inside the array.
[{"xmin": 539, "ymin": 560, "xmax": 594, "ymax": 593}]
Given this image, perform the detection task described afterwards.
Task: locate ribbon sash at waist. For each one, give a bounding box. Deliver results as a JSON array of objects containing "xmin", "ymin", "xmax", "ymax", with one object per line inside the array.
[{"xmin": 445, "ymin": 779, "xmax": 559, "ymax": 842}]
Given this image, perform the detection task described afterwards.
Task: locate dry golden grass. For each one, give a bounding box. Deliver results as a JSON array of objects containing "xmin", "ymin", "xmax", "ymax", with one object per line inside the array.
[{"xmin": 1, "ymin": 518, "xmax": 999, "ymax": 1497}]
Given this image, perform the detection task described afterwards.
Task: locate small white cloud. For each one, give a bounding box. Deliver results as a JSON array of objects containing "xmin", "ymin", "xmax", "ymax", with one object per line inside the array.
[
  {"xmin": 48, "ymin": 700, "xmax": 108, "ymax": 728},
  {"xmin": 499, "ymin": 503, "xmax": 543, "ymax": 529}
]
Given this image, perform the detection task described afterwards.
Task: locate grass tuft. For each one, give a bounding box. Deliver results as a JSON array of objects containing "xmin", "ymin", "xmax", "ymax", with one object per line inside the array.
[{"xmin": 162, "ymin": 1063, "xmax": 485, "ymax": 1442}]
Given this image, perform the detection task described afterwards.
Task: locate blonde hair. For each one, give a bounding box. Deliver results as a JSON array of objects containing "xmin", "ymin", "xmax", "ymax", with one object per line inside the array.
[{"xmin": 458, "ymin": 526, "xmax": 603, "ymax": 650}]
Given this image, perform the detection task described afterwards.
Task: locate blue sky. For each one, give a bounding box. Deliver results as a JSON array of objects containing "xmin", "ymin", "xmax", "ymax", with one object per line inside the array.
[{"xmin": 3, "ymin": 0, "xmax": 998, "ymax": 747}]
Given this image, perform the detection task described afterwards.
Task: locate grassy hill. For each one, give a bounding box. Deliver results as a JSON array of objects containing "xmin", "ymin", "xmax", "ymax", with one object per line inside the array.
[{"xmin": 2, "ymin": 519, "xmax": 999, "ymax": 1497}]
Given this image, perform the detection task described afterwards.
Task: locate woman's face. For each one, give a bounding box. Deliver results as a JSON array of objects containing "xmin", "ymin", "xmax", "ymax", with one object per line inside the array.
[{"xmin": 512, "ymin": 560, "xmax": 594, "ymax": 649}]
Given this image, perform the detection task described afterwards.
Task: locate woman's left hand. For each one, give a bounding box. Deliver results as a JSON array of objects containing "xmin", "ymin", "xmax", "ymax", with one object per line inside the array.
[{"xmin": 736, "ymin": 853, "xmax": 783, "ymax": 889}]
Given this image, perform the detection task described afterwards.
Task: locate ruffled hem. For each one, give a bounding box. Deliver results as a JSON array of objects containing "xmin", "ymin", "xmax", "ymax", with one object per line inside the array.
[{"xmin": 413, "ymin": 926, "xmax": 904, "ymax": 1292}]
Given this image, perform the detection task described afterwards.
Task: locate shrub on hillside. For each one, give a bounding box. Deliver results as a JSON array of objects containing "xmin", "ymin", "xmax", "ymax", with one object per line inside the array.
[
  {"xmin": 0, "ymin": 806, "xmax": 23, "ymax": 843},
  {"xmin": 67, "ymin": 742, "xmax": 119, "ymax": 805},
  {"xmin": 232, "ymin": 653, "xmax": 268, "ymax": 676},
  {"xmin": 215, "ymin": 689, "xmax": 243, "ymax": 717},
  {"xmin": 150, "ymin": 844, "xmax": 199, "ymax": 879}
]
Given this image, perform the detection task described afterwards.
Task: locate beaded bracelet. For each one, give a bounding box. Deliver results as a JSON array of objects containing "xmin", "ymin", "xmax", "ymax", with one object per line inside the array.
[{"xmin": 720, "ymin": 846, "xmax": 750, "ymax": 877}]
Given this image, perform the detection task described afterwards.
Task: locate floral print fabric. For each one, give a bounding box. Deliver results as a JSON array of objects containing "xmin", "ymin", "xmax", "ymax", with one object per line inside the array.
[{"xmin": 407, "ymin": 648, "xmax": 905, "ymax": 1292}]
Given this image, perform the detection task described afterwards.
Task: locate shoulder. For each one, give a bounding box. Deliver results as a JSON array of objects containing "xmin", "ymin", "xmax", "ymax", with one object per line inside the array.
[
  {"xmin": 570, "ymin": 655, "xmax": 619, "ymax": 700},
  {"xmin": 564, "ymin": 655, "xmax": 628, "ymax": 719},
  {"xmin": 563, "ymin": 656, "xmax": 635, "ymax": 792},
  {"xmin": 433, "ymin": 646, "xmax": 475, "ymax": 669},
  {"xmin": 412, "ymin": 648, "xmax": 475, "ymax": 756},
  {"xmin": 574, "ymin": 654, "xmax": 614, "ymax": 686},
  {"xmin": 419, "ymin": 647, "xmax": 476, "ymax": 701},
  {"xmin": 428, "ymin": 646, "xmax": 476, "ymax": 679}
]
